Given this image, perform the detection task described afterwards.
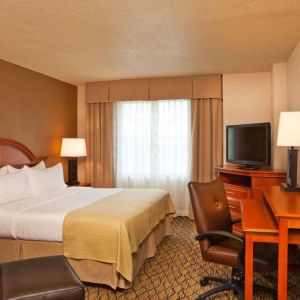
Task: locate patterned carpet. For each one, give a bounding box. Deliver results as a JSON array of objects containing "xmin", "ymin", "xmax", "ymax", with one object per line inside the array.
[{"xmin": 85, "ymin": 217, "xmax": 300, "ymax": 299}]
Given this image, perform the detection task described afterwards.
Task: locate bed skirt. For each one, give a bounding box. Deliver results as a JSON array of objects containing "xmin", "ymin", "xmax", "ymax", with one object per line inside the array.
[{"xmin": 0, "ymin": 216, "xmax": 171, "ymax": 289}]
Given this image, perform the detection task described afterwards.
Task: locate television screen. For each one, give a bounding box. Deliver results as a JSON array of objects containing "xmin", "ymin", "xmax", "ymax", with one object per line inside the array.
[{"xmin": 226, "ymin": 123, "xmax": 271, "ymax": 168}]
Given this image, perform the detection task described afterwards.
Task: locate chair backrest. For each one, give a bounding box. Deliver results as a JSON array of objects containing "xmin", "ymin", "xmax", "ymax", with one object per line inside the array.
[{"xmin": 188, "ymin": 178, "xmax": 232, "ymax": 251}]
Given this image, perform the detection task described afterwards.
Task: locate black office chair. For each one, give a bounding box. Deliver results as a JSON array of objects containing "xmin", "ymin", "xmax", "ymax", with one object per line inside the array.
[{"xmin": 188, "ymin": 178, "xmax": 277, "ymax": 300}]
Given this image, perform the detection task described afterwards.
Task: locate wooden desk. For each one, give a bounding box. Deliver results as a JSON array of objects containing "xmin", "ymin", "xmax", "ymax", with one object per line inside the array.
[
  {"xmin": 242, "ymin": 197, "xmax": 278, "ymax": 300},
  {"xmin": 242, "ymin": 187, "xmax": 300, "ymax": 300},
  {"xmin": 215, "ymin": 165, "xmax": 285, "ymax": 236},
  {"xmin": 264, "ymin": 187, "xmax": 300, "ymax": 300}
]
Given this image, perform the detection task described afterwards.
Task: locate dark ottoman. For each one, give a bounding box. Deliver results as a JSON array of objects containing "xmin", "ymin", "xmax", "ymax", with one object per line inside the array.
[{"xmin": 0, "ymin": 256, "xmax": 84, "ymax": 300}]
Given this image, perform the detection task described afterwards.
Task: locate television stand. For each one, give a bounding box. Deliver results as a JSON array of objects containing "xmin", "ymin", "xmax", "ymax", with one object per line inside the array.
[{"xmin": 214, "ymin": 165, "xmax": 286, "ymax": 236}]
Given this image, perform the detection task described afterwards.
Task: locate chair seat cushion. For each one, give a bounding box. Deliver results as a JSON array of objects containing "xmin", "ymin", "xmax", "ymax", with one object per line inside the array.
[
  {"xmin": 0, "ymin": 256, "xmax": 84, "ymax": 300},
  {"xmin": 204, "ymin": 237, "xmax": 241, "ymax": 267},
  {"xmin": 205, "ymin": 238, "xmax": 277, "ymax": 273}
]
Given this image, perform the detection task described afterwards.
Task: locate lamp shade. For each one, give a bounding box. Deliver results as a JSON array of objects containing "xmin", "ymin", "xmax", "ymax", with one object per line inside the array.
[
  {"xmin": 277, "ymin": 112, "xmax": 300, "ymax": 147},
  {"xmin": 60, "ymin": 138, "xmax": 87, "ymax": 157}
]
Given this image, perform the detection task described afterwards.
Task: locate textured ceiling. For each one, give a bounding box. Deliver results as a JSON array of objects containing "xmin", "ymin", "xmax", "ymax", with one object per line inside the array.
[{"xmin": 0, "ymin": 0, "xmax": 300, "ymax": 84}]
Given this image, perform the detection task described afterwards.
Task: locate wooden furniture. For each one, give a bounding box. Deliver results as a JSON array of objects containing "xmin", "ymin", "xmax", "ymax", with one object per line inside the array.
[
  {"xmin": 242, "ymin": 197, "xmax": 278, "ymax": 300},
  {"xmin": 188, "ymin": 179, "xmax": 276, "ymax": 299},
  {"xmin": 242, "ymin": 188, "xmax": 300, "ymax": 300},
  {"xmin": 0, "ymin": 138, "xmax": 45, "ymax": 167},
  {"xmin": 215, "ymin": 165, "xmax": 285, "ymax": 234},
  {"xmin": 264, "ymin": 187, "xmax": 300, "ymax": 300}
]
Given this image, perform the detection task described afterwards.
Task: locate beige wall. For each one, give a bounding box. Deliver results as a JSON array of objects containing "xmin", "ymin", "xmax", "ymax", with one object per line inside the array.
[
  {"xmin": 287, "ymin": 41, "xmax": 300, "ymax": 111},
  {"xmin": 0, "ymin": 59, "xmax": 77, "ymax": 178},
  {"xmin": 223, "ymin": 72, "xmax": 272, "ymax": 163},
  {"xmin": 271, "ymin": 63, "xmax": 287, "ymax": 170},
  {"xmin": 81, "ymin": 72, "xmax": 275, "ymax": 170},
  {"xmin": 78, "ymin": 56, "xmax": 299, "ymax": 179},
  {"xmin": 287, "ymin": 40, "xmax": 300, "ymax": 183}
]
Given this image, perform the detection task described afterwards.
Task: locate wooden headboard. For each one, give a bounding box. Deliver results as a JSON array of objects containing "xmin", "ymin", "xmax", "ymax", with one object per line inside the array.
[{"xmin": 0, "ymin": 138, "xmax": 45, "ymax": 168}]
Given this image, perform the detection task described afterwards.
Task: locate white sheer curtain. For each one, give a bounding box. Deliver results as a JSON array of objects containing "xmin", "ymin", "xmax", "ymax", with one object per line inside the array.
[{"xmin": 114, "ymin": 99, "xmax": 191, "ymax": 216}]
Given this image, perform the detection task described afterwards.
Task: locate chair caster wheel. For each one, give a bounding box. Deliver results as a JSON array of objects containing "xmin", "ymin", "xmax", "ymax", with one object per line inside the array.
[{"xmin": 200, "ymin": 278, "xmax": 209, "ymax": 286}]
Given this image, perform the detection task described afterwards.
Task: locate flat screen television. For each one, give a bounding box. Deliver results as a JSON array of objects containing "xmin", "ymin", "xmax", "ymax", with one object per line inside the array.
[{"xmin": 226, "ymin": 122, "xmax": 271, "ymax": 169}]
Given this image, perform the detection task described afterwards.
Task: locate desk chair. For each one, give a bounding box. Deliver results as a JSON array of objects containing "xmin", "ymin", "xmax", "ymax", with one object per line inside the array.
[{"xmin": 188, "ymin": 179, "xmax": 277, "ymax": 300}]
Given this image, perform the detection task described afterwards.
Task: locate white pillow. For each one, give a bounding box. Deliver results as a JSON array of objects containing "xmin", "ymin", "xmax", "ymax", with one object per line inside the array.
[
  {"xmin": 24, "ymin": 163, "xmax": 66, "ymax": 196},
  {"xmin": 0, "ymin": 172, "xmax": 32, "ymax": 204},
  {"xmin": 0, "ymin": 166, "xmax": 8, "ymax": 175},
  {"xmin": 7, "ymin": 161, "xmax": 46, "ymax": 174}
]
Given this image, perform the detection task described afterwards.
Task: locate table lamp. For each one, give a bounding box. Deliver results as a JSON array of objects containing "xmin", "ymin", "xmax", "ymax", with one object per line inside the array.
[
  {"xmin": 60, "ymin": 138, "xmax": 87, "ymax": 185},
  {"xmin": 277, "ymin": 112, "xmax": 300, "ymax": 191}
]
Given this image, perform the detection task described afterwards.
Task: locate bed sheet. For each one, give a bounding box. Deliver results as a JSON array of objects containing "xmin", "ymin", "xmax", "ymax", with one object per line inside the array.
[{"xmin": 0, "ymin": 187, "xmax": 120, "ymax": 241}]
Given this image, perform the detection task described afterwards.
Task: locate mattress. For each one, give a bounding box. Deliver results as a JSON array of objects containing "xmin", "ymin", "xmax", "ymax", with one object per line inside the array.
[{"xmin": 0, "ymin": 187, "xmax": 121, "ymax": 242}]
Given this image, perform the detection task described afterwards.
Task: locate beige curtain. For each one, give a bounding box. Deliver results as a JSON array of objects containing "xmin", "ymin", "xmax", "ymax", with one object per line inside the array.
[
  {"xmin": 85, "ymin": 98, "xmax": 222, "ymax": 198},
  {"xmin": 190, "ymin": 98, "xmax": 223, "ymax": 216},
  {"xmin": 86, "ymin": 103, "xmax": 115, "ymax": 187}
]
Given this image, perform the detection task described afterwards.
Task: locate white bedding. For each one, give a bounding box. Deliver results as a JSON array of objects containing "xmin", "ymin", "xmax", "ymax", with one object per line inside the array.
[{"xmin": 0, "ymin": 187, "xmax": 120, "ymax": 242}]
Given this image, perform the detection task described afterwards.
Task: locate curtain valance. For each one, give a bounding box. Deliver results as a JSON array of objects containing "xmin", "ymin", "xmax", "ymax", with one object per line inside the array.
[
  {"xmin": 110, "ymin": 79, "xmax": 149, "ymax": 101},
  {"xmin": 192, "ymin": 75, "xmax": 222, "ymax": 99},
  {"xmin": 149, "ymin": 76, "xmax": 193, "ymax": 100},
  {"xmin": 86, "ymin": 75, "xmax": 222, "ymax": 103},
  {"xmin": 86, "ymin": 82, "xmax": 109, "ymax": 103}
]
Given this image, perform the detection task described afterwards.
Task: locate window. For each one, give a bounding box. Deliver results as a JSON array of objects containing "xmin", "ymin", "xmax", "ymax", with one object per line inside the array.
[{"xmin": 114, "ymin": 99, "xmax": 191, "ymax": 216}]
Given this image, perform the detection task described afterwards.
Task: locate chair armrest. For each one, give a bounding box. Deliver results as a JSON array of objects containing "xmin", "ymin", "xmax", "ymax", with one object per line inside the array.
[
  {"xmin": 231, "ymin": 219, "xmax": 242, "ymax": 225},
  {"xmin": 195, "ymin": 230, "xmax": 244, "ymax": 245}
]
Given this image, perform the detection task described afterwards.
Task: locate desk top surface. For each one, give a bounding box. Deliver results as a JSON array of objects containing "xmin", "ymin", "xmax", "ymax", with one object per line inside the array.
[
  {"xmin": 263, "ymin": 186, "xmax": 300, "ymax": 218},
  {"xmin": 241, "ymin": 197, "xmax": 278, "ymax": 233}
]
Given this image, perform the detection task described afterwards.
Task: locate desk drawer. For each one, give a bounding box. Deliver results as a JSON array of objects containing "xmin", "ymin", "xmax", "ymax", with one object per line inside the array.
[
  {"xmin": 233, "ymin": 223, "xmax": 243, "ymax": 237},
  {"xmin": 224, "ymin": 184, "xmax": 250, "ymax": 200},
  {"xmin": 228, "ymin": 199, "xmax": 241, "ymax": 213},
  {"xmin": 252, "ymin": 177, "xmax": 285, "ymax": 188}
]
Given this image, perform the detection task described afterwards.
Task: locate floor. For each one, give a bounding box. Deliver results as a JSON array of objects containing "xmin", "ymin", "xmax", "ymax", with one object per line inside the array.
[{"xmin": 85, "ymin": 217, "xmax": 300, "ymax": 299}]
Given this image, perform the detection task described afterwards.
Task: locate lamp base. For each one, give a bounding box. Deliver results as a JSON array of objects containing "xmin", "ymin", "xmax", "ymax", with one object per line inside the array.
[
  {"xmin": 286, "ymin": 148, "xmax": 298, "ymax": 186},
  {"xmin": 281, "ymin": 182, "xmax": 300, "ymax": 192},
  {"xmin": 67, "ymin": 158, "xmax": 79, "ymax": 186},
  {"xmin": 67, "ymin": 181, "xmax": 80, "ymax": 186}
]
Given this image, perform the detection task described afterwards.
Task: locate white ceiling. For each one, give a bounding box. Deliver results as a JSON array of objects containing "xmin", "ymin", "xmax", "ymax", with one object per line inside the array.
[{"xmin": 0, "ymin": 0, "xmax": 300, "ymax": 85}]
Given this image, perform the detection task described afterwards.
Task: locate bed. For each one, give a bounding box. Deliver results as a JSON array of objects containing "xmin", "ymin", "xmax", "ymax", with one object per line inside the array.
[{"xmin": 0, "ymin": 138, "xmax": 175, "ymax": 289}]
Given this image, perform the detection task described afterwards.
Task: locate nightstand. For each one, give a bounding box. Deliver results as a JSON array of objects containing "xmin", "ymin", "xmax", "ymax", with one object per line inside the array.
[{"xmin": 67, "ymin": 183, "xmax": 91, "ymax": 187}]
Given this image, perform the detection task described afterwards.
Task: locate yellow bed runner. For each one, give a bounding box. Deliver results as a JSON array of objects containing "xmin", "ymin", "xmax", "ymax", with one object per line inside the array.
[{"xmin": 63, "ymin": 189, "xmax": 175, "ymax": 282}]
